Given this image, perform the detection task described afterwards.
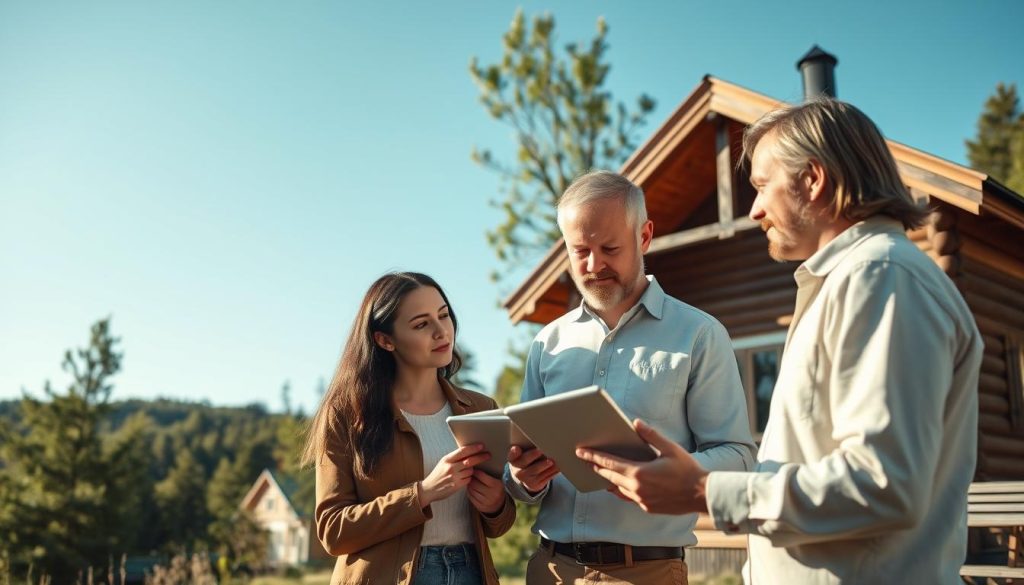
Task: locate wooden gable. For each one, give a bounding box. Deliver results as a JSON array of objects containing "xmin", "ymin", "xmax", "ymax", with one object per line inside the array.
[
  {"xmin": 239, "ymin": 468, "xmax": 302, "ymax": 523},
  {"xmin": 503, "ymin": 76, "xmax": 1024, "ymax": 325}
]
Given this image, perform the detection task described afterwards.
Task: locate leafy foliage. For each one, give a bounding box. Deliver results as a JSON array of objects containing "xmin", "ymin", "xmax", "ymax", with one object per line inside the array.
[{"xmin": 470, "ymin": 9, "xmax": 655, "ymax": 280}]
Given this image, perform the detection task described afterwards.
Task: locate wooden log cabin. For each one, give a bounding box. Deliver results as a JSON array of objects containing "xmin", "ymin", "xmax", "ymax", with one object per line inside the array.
[{"xmin": 501, "ymin": 55, "xmax": 1024, "ymax": 575}]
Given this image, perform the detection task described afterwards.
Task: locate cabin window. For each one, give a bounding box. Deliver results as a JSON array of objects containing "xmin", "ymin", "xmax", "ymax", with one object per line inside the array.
[
  {"xmin": 1007, "ymin": 332, "xmax": 1024, "ymax": 433},
  {"xmin": 266, "ymin": 496, "xmax": 275, "ymax": 511},
  {"xmin": 733, "ymin": 332, "xmax": 786, "ymax": 439}
]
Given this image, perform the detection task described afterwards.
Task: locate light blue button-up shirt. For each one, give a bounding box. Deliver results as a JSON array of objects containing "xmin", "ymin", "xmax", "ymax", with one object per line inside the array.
[{"xmin": 505, "ymin": 276, "xmax": 756, "ymax": 546}]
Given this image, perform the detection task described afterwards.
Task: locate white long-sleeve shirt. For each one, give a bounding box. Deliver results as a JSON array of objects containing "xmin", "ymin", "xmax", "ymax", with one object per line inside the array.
[{"xmin": 707, "ymin": 217, "xmax": 983, "ymax": 584}]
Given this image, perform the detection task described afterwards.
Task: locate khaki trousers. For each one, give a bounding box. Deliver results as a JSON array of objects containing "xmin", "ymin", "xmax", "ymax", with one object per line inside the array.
[{"xmin": 525, "ymin": 543, "xmax": 688, "ymax": 585}]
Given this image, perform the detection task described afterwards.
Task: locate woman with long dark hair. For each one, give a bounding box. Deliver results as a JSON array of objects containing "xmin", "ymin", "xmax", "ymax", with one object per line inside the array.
[{"xmin": 302, "ymin": 272, "xmax": 514, "ymax": 585}]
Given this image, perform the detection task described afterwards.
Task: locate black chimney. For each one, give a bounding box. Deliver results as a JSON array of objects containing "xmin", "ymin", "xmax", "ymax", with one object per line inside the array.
[{"xmin": 797, "ymin": 45, "xmax": 838, "ymax": 99}]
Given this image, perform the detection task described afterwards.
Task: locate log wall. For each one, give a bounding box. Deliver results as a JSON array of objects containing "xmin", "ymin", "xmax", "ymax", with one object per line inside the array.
[{"xmin": 647, "ymin": 228, "xmax": 796, "ymax": 340}]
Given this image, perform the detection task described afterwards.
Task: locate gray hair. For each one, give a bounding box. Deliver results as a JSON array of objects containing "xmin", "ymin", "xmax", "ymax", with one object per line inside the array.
[
  {"xmin": 556, "ymin": 170, "xmax": 648, "ymax": 232},
  {"xmin": 742, "ymin": 97, "xmax": 928, "ymax": 229}
]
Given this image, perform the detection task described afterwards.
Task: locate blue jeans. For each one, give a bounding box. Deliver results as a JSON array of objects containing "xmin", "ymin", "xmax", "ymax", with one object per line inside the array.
[{"xmin": 411, "ymin": 543, "xmax": 483, "ymax": 585}]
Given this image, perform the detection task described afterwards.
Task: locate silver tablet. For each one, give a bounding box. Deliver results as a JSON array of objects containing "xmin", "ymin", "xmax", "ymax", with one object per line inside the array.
[
  {"xmin": 504, "ymin": 386, "xmax": 656, "ymax": 493},
  {"xmin": 446, "ymin": 409, "xmax": 534, "ymax": 477}
]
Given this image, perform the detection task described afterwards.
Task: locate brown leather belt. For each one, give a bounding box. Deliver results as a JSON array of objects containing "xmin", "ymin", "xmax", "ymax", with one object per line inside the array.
[{"xmin": 541, "ymin": 537, "xmax": 684, "ymax": 566}]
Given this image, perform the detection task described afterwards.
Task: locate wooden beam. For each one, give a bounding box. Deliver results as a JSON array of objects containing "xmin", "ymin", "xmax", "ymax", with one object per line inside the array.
[
  {"xmin": 715, "ymin": 115, "xmax": 735, "ymax": 239},
  {"xmin": 648, "ymin": 217, "xmax": 760, "ymax": 255}
]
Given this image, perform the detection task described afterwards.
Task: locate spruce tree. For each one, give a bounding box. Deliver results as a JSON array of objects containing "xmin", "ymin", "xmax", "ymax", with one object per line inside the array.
[
  {"xmin": 0, "ymin": 319, "xmax": 130, "ymax": 582},
  {"xmin": 967, "ymin": 82, "xmax": 1024, "ymax": 191}
]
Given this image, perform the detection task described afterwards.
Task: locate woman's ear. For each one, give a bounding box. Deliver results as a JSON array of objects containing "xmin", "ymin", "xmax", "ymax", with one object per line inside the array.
[{"xmin": 373, "ymin": 331, "xmax": 395, "ymax": 352}]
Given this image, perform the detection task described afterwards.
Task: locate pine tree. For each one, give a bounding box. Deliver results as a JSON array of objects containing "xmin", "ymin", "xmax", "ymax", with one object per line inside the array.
[
  {"xmin": 155, "ymin": 448, "xmax": 210, "ymax": 548},
  {"xmin": 967, "ymin": 82, "xmax": 1024, "ymax": 192},
  {"xmin": 0, "ymin": 319, "xmax": 128, "ymax": 582}
]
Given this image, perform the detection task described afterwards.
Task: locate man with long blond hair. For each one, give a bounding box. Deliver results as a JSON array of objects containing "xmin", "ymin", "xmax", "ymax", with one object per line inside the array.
[{"xmin": 579, "ymin": 98, "xmax": 983, "ymax": 583}]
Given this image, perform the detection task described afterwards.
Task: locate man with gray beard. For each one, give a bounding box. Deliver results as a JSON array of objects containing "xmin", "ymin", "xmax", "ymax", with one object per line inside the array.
[{"xmin": 503, "ymin": 170, "xmax": 756, "ymax": 585}]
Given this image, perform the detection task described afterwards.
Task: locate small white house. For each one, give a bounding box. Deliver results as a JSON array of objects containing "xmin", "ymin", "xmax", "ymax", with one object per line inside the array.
[{"xmin": 239, "ymin": 469, "xmax": 311, "ymax": 567}]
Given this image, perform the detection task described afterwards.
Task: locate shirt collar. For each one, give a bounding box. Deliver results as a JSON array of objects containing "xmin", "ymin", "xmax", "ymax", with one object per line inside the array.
[
  {"xmin": 573, "ymin": 275, "xmax": 665, "ymax": 323},
  {"xmin": 798, "ymin": 215, "xmax": 904, "ymax": 280}
]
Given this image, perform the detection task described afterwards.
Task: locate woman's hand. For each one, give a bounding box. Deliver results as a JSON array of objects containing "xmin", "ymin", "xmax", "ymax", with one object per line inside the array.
[
  {"xmin": 418, "ymin": 443, "xmax": 490, "ymax": 508},
  {"xmin": 467, "ymin": 470, "xmax": 506, "ymax": 515}
]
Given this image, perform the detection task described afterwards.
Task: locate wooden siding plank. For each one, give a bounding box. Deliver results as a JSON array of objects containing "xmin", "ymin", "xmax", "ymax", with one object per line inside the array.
[
  {"xmin": 969, "ymin": 481, "xmax": 1024, "ymax": 494},
  {"xmin": 962, "ymin": 239, "xmax": 1024, "ymax": 282}
]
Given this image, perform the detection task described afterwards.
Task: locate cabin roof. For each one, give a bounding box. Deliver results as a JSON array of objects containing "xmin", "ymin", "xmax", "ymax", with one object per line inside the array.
[{"xmin": 503, "ymin": 76, "xmax": 1024, "ymax": 325}]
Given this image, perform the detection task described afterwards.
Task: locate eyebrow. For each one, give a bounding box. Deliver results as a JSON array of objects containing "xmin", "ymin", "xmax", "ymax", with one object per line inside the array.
[{"xmin": 407, "ymin": 304, "xmax": 449, "ymax": 323}]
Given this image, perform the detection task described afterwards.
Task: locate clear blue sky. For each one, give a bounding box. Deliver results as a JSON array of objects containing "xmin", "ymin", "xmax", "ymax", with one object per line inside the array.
[{"xmin": 2, "ymin": 1, "xmax": 1021, "ymax": 414}]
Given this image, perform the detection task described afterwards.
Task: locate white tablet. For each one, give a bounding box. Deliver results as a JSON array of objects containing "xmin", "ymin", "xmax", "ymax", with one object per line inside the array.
[
  {"xmin": 446, "ymin": 410, "xmax": 511, "ymax": 477},
  {"xmin": 504, "ymin": 386, "xmax": 657, "ymax": 493}
]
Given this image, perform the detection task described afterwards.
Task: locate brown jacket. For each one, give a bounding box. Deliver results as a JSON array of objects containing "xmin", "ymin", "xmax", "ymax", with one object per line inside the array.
[{"xmin": 315, "ymin": 379, "xmax": 516, "ymax": 585}]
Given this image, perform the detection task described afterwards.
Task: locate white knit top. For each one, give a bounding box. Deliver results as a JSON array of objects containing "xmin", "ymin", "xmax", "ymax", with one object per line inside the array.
[{"xmin": 401, "ymin": 402, "xmax": 475, "ymax": 546}]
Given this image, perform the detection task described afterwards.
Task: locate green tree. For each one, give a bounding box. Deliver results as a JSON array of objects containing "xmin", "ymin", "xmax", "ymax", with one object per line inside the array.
[
  {"xmin": 280, "ymin": 380, "xmax": 293, "ymax": 416},
  {"xmin": 155, "ymin": 448, "xmax": 210, "ymax": 549},
  {"xmin": 967, "ymin": 82, "xmax": 1024, "ymax": 193},
  {"xmin": 470, "ymin": 9, "xmax": 656, "ymax": 281},
  {"xmin": 102, "ymin": 411, "xmax": 158, "ymax": 552},
  {"xmin": 273, "ymin": 414, "xmax": 315, "ymax": 515},
  {"xmin": 0, "ymin": 319, "xmax": 133, "ymax": 582}
]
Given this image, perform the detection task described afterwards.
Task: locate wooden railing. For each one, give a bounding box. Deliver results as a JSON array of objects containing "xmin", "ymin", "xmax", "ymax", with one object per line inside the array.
[
  {"xmin": 693, "ymin": 513, "xmax": 746, "ymax": 549},
  {"xmin": 961, "ymin": 481, "xmax": 1024, "ymax": 582}
]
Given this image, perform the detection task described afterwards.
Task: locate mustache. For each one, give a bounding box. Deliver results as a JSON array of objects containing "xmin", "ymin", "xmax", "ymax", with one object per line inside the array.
[
  {"xmin": 582, "ymin": 270, "xmax": 618, "ymax": 283},
  {"xmin": 760, "ymin": 220, "xmax": 774, "ymax": 232}
]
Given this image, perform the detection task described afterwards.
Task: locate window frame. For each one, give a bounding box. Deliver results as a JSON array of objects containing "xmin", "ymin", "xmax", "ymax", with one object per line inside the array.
[{"xmin": 733, "ymin": 331, "xmax": 787, "ymax": 441}]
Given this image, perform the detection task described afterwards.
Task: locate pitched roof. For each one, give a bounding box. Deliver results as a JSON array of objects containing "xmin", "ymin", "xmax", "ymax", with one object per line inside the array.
[
  {"xmin": 502, "ymin": 76, "xmax": 1024, "ymax": 325},
  {"xmin": 239, "ymin": 468, "xmax": 308, "ymax": 519}
]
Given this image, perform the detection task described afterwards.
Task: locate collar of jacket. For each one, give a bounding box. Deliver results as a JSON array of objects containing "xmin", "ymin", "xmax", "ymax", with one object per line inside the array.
[{"xmin": 392, "ymin": 375, "xmax": 474, "ymax": 432}]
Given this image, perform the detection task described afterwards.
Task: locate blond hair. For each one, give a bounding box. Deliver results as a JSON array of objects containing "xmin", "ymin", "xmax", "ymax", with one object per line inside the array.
[{"xmin": 742, "ymin": 98, "xmax": 928, "ymax": 229}]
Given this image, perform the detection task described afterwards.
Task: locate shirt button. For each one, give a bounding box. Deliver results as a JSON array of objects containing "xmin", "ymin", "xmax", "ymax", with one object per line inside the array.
[{"xmin": 598, "ymin": 369, "xmax": 605, "ymax": 376}]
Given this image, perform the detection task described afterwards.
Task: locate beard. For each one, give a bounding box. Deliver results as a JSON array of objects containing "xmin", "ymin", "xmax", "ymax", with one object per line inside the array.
[
  {"xmin": 762, "ymin": 201, "xmax": 817, "ymax": 262},
  {"xmin": 573, "ymin": 268, "xmax": 640, "ymax": 313}
]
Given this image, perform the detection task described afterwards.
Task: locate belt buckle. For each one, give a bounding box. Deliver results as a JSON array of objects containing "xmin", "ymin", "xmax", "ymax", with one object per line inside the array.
[
  {"xmin": 572, "ymin": 542, "xmax": 608, "ymax": 566},
  {"xmin": 573, "ymin": 542, "xmax": 597, "ymax": 565}
]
